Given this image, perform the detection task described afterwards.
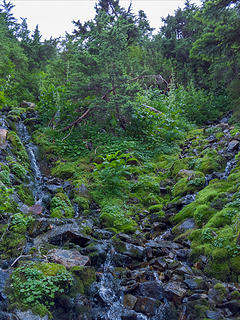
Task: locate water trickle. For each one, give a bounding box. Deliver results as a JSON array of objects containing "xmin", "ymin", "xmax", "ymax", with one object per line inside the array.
[
  {"xmin": 223, "ymin": 158, "xmax": 237, "ymax": 179},
  {"xmin": 17, "ymin": 120, "xmax": 44, "ymax": 202},
  {"xmin": 0, "ymin": 116, "xmax": 8, "ymax": 129}
]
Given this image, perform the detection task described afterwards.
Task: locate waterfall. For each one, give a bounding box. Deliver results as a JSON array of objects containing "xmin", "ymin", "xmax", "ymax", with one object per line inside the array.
[{"xmin": 17, "ymin": 120, "xmax": 45, "ymax": 202}]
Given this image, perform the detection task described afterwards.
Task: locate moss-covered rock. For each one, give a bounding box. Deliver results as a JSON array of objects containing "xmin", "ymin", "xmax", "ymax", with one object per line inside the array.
[
  {"xmin": 50, "ymin": 192, "xmax": 74, "ymax": 218},
  {"xmin": 70, "ymin": 266, "xmax": 96, "ymax": 295},
  {"xmin": 7, "ymin": 131, "xmax": 29, "ymax": 164},
  {"xmin": 51, "ymin": 161, "xmax": 76, "ymax": 179},
  {"xmin": 16, "ymin": 184, "xmax": 34, "ymax": 206}
]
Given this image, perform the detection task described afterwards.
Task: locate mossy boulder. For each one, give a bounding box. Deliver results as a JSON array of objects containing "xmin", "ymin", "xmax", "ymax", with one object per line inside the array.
[
  {"xmin": 51, "ymin": 161, "xmax": 76, "ymax": 179},
  {"xmin": 70, "ymin": 266, "xmax": 96, "ymax": 295},
  {"xmin": 7, "ymin": 131, "xmax": 29, "ymax": 164},
  {"xmin": 50, "ymin": 192, "xmax": 74, "ymax": 218},
  {"xmin": 194, "ymin": 149, "xmax": 225, "ymax": 174},
  {"xmin": 10, "ymin": 262, "xmax": 72, "ymax": 318}
]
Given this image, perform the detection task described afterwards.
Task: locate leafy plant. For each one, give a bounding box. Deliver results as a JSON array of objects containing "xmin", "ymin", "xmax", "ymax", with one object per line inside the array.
[
  {"xmin": 10, "ymin": 263, "xmax": 72, "ymax": 314},
  {"xmin": 93, "ymin": 150, "xmax": 137, "ymax": 194}
]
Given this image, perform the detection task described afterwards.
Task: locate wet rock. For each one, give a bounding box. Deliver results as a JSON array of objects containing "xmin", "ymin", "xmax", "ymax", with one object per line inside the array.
[
  {"xmin": 205, "ymin": 310, "xmax": 223, "ymax": 320},
  {"xmin": 175, "ymin": 264, "xmax": 193, "ymax": 275},
  {"xmin": 33, "ymin": 223, "xmax": 91, "ymax": 248},
  {"xmin": 0, "ymin": 129, "xmax": 7, "ymax": 148},
  {"xmin": 137, "ymin": 281, "xmax": 164, "ymax": 300},
  {"xmin": 47, "ymin": 248, "xmax": 90, "ymax": 269},
  {"xmin": 0, "ymin": 269, "xmax": 10, "ymax": 301},
  {"xmin": 219, "ymin": 300, "xmax": 240, "ymax": 315},
  {"xmin": 164, "ymin": 282, "xmax": 187, "ymax": 304},
  {"xmin": 173, "ymin": 218, "xmax": 195, "ymax": 236},
  {"xmin": 14, "ymin": 310, "xmax": 48, "ymax": 320},
  {"xmin": 176, "ymin": 249, "xmax": 190, "ymax": 259},
  {"xmin": 112, "ymin": 238, "xmax": 144, "ymax": 261},
  {"xmin": 123, "ymin": 294, "xmax": 137, "ymax": 309},
  {"xmin": 45, "ymin": 184, "xmax": 63, "ymax": 193},
  {"xmin": 28, "ymin": 203, "xmax": 43, "ymax": 215},
  {"xmin": 188, "ymin": 293, "xmax": 208, "ymax": 301},
  {"xmin": 183, "ymin": 279, "xmax": 196, "ymax": 291},
  {"xmin": 74, "ymin": 184, "xmax": 89, "ymax": 198},
  {"xmin": 227, "ymin": 140, "xmax": 239, "ymax": 152},
  {"xmin": 117, "ymin": 233, "xmax": 141, "ymax": 246},
  {"xmin": 29, "ymin": 218, "xmax": 52, "ymax": 237},
  {"xmin": 145, "ymin": 240, "xmax": 181, "ymax": 250},
  {"xmin": 150, "ymin": 257, "xmax": 167, "ymax": 270},
  {"xmin": 81, "ymin": 241, "xmax": 108, "ymax": 267},
  {"xmin": 121, "ymin": 310, "xmax": 138, "ymax": 320},
  {"xmin": 134, "ymin": 296, "xmax": 158, "ymax": 316}
]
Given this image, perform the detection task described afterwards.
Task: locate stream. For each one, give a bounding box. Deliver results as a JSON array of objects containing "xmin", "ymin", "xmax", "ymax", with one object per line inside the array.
[{"xmin": 0, "ymin": 111, "xmax": 240, "ymax": 320}]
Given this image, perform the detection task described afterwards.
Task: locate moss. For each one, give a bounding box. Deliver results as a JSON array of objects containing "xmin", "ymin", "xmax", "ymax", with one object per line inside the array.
[
  {"xmin": 70, "ymin": 266, "xmax": 96, "ymax": 295},
  {"xmin": 50, "ymin": 192, "xmax": 74, "ymax": 218},
  {"xmin": 230, "ymin": 256, "xmax": 240, "ymax": 273},
  {"xmin": 51, "ymin": 161, "xmax": 77, "ymax": 179},
  {"xmin": 34, "ymin": 262, "xmax": 67, "ymax": 276},
  {"xmin": 194, "ymin": 149, "xmax": 225, "ymax": 174},
  {"xmin": 0, "ymin": 231, "xmax": 26, "ymax": 259},
  {"xmin": 16, "ymin": 185, "xmax": 34, "ymax": 206},
  {"xmin": 148, "ymin": 203, "xmax": 163, "ymax": 213},
  {"xmin": 205, "ymin": 207, "xmax": 235, "ymax": 228},
  {"xmin": 170, "ymin": 158, "xmax": 189, "ymax": 177},
  {"xmin": 7, "ymin": 157, "xmax": 28, "ymax": 181},
  {"xmin": 214, "ymin": 283, "xmax": 227, "ymax": 299},
  {"xmin": 131, "ymin": 174, "xmax": 161, "ymax": 193},
  {"xmin": 74, "ymin": 196, "xmax": 90, "ymax": 210},
  {"xmin": 7, "ymin": 131, "xmax": 29, "ymax": 164},
  {"xmin": 205, "ymin": 260, "xmax": 230, "ymax": 281},
  {"xmin": 229, "ymin": 290, "xmax": 240, "ymax": 300},
  {"xmin": 100, "ymin": 203, "xmax": 137, "ymax": 233},
  {"xmin": 171, "ymin": 201, "xmax": 196, "ymax": 224},
  {"xmin": 0, "ymin": 170, "xmax": 10, "ymax": 185},
  {"xmin": 194, "ymin": 204, "xmax": 216, "ymax": 227}
]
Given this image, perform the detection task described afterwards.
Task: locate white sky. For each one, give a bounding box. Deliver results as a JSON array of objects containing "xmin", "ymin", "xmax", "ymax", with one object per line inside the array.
[{"xmin": 11, "ymin": 0, "xmax": 202, "ymax": 40}]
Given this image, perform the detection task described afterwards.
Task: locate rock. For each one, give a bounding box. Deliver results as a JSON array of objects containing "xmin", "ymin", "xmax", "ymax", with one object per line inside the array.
[
  {"xmin": 205, "ymin": 310, "xmax": 223, "ymax": 320},
  {"xmin": 227, "ymin": 140, "xmax": 239, "ymax": 152},
  {"xmin": 164, "ymin": 282, "xmax": 187, "ymax": 304},
  {"xmin": 219, "ymin": 300, "xmax": 240, "ymax": 315},
  {"xmin": 183, "ymin": 278, "xmax": 198, "ymax": 290},
  {"xmin": 0, "ymin": 129, "xmax": 7, "ymax": 148},
  {"xmin": 123, "ymin": 294, "xmax": 137, "ymax": 309},
  {"xmin": 74, "ymin": 184, "xmax": 89, "ymax": 198},
  {"xmin": 188, "ymin": 293, "xmax": 208, "ymax": 301},
  {"xmin": 0, "ymin": 269, "xmax": 10, "ymax": 300},
  {"xmin": 33, "ymin": 223, "xmax": 91, "ymax": 248},
  {"xmin": 117, "ymin": 233, "xmax": 141, "ymax": 246},
  {"xmin": 0, "ymin": 312, "xmax": 20, "ymax": 320},
  {"xmin": 121, "ymin": 310, "xmax": 138, "ymax": 320},
  {"xmin": 145, "ymin": 240, "xmax": 181, "ymax": 250},
  {"xmin": 177, "ymin": 169, "xmax": 195, "ymax": 178},
  {"xmin": 29, "ymin": 218, "xmax": 52, "ymax": 237},
  {"xmin": 45, "ymin": 184, "xmax": 63, "ymax": 193},
  {"xmin": 47, "ymin": 248, "xmax": 90, "ymax": 269},
  {"xmin": 28, "ymin": 203, "xmax": 43, "ymax": 215},
  {"xmin": 134, "ymin": 296, "xmax": 158, "ymax": 316},
  {"xmin": 14, "ymin": 310, "xmax": 48, "ymax": 320},
  {"xmin": 21, "ymin": 100, "xmax": 36, "ymax": 108},
  {"xmin": 137, "ymin": 281, "xmax": 164, "ymax": 300}
]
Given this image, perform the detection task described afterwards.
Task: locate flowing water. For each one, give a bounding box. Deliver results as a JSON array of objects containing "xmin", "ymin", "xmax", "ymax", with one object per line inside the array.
[{"xmin": 17, "ymin": 120, "xmax": 45, "ymax": 202}]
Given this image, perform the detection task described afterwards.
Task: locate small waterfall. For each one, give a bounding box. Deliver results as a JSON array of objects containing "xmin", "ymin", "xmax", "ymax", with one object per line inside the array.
[
  {"xmin": 0, "ymin": 116, "xmax": 8, "ymax": 129},
  {"xmin": 96, "ymin": 246, "xmax": 148, "ymax": 320},
  {"xmin": 17, "ymin": 120, "xmax": 44, "ymax": 202},
  {"xmin": 223, "ymin": 159, "xmax": 237, "ymax": 179}
]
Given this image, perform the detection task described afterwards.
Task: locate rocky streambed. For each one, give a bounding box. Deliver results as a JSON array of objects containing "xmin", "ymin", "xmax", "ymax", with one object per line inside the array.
[{"xmin": 0, "ymin": 107, "xmax": 240, "ymax": 319}]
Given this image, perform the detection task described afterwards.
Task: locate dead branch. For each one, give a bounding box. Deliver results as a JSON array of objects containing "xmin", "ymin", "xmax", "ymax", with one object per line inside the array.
[
  {"xmin": 142, "ymin": 104, "xmax": 163, "ymax": 114},
  {"xmin": 61, "ymin": 108, "xmax": 91, "ymax": 132}
]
